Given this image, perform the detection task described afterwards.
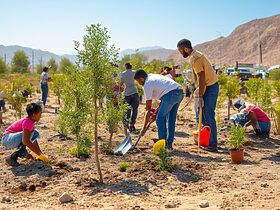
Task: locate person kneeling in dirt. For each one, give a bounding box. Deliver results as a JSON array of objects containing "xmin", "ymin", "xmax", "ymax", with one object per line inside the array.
[
  {"xmin": 134, "ymin": 70, "xmax": 184, "ymax": 150},
  {"xmin": 231, "ymin": 99, "xmax": 271, "ymax": 138},
  {"xmin": 1, "ymin": 103, "xmax": 48, "ymax": 167}
]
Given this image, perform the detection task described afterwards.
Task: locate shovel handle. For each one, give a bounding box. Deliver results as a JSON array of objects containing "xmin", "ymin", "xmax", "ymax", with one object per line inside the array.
[{"xmin": 133, "ymin": 121, "xmax": 153, "ymax": 148}]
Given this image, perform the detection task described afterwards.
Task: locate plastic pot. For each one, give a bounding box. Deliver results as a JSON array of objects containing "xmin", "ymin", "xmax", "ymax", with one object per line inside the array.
[{"xmin": 229, "ymin": 147, "xmax": 244, "ymax": 164}]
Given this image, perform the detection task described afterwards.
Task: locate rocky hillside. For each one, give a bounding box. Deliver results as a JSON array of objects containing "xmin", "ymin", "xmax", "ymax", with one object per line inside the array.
[{"xmin": 170, "ymin": 14, "xmax": 280, "ymax": 65}]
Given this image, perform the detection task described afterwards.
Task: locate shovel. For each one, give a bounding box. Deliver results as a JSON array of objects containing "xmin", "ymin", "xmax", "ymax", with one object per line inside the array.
[
  {"xmin": 114, "ymin": 121, "xmax": 153, "ymax": 155},
  {"xmin": 179, "ymin": 93, "xmax": 193, "ymax": 111}
]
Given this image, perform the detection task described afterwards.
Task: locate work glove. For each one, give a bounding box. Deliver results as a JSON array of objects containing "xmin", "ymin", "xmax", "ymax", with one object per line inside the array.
[
  {"xmin": 35, "ymin": 154, "xmax": 49, "ymax": 163},
  {"xmin": 199, "ymin": 96, "xmax": 204, "ymax": 108}
]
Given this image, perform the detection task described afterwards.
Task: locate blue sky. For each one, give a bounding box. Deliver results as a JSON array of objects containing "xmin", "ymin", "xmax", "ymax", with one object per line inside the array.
[{"xmin": 1, "ymin": 0, "xmax": 279, "ymax": 54}]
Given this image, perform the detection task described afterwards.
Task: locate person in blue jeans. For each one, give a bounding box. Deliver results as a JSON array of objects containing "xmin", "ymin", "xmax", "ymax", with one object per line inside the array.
[
  {"xmin": 134, "ymin": 70, "xmax": 184, "ymax": 150},
  {"xmin": 40, "ymin": 66, "xmax": 51, "ymax": 106},
  {"xmin": 119, "ymin": 63, "xmax": 140, "ymax": 132},
  {"xmin": 177, "ymin": 39, "xmax": 219, "ymax": 152}
]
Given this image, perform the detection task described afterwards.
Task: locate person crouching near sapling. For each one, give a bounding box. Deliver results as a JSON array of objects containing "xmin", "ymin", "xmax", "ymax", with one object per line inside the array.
[
  {"xmin": 134, "ymin": 70, "xmax": 184, "ymax": 150},
  {"xmin": 232, "ymin": 99, "xmax": 271, "ymax": 138},
  {"xmin": 1, "ymin": 103, "xmax": 48, "ymax": 167}
]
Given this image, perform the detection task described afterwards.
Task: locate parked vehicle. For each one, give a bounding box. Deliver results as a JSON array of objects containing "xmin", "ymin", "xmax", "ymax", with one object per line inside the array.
[
  {"xmin": 226, "ymin": 68, "xmax": 235, "ymax": 75},
  {"xmin": 236, "ymin": 68, "xmax": 252, "ymax": 81}
]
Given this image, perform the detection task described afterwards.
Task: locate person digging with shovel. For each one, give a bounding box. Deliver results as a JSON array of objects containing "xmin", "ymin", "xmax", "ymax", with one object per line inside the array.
[
  {"xmin": 134, "ymin": 70, "xmax": 184, "ymax": 150},
  {"xmin": 177, "ymin": 39, "xmax": 219, "ymax": 152}
]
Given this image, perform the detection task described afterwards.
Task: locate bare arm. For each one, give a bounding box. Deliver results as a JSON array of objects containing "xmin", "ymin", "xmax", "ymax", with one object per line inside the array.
[
  {"xmin": 22, "ymin": 129, "xmax": 42, "ymax": 155},
  {"xmin": 141, "ymin": 100, "xmax": 152, "ymax": 132},
  {"xmin": 197, "ymin": 71, "xmax": 206, "ymax": 96},
  {"xmin": 244, "ymin": 111, "xmax": 258, "ymax": 127}
]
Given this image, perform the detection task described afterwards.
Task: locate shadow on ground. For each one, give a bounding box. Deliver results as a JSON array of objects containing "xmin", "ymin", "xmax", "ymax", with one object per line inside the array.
[
  {"xmin": 88, "ymin": 180, "xmax": 150, "ymax": 196},
  {"xmin": 11, "ymin": 161, "xmax": 55, "ymax": 177}
]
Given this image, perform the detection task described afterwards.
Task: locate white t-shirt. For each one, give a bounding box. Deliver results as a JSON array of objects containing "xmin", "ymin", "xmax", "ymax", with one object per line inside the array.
[
  {"xmin": 165, "ymin": 74, "xmax": 173, "ymax": 80},
  {"xmin": 143, "ymin": 74, "xmax": 181, "ymax": 100},
  {"xmin": 40, "ymin": 72, "xmax": 49, "ymax": 84}
]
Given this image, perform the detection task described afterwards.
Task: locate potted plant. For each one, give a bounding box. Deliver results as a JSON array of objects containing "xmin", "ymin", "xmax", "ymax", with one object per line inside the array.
[{"xmin": 228, "ymin": 125, "xmax": 245, "ymax": 164}]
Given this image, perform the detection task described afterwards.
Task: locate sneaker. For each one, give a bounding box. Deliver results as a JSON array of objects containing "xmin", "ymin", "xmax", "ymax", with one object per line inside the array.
[
  {"xmin": 202, "ymin": 146, "xmax": 218, "ymax": 153},
  {"xmin": 166, "ymin": 144, "xmax": 173, "ymax": 151},
  {"xmin": 5, "ymin": 156, "xmax": 20, "ymax": 167},
  {"xmin": 129, "ymin": 125, "xmax": 139, "ymax": 134}
]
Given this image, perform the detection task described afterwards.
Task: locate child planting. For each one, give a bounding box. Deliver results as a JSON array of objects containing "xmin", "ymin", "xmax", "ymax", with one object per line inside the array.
[{"xmin": 1, "ymin": 103, "xmax": 48, "ymax": 167}]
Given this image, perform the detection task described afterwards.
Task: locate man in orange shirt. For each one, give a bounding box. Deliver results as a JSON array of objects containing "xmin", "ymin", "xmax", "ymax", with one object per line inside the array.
[{"xmin": 177, "ymin": 39, "xmax": 219, "ymax": 152}]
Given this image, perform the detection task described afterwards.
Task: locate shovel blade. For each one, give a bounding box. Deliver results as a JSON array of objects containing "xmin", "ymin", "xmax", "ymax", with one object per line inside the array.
[{"xmin": 114, "ymin": 132, "xmax": 132, "ymax": 155}]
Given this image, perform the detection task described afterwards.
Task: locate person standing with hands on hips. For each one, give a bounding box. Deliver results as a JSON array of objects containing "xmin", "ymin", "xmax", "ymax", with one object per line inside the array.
[
  {"xmin": 40, "ymin": 66, "xmax": 51, "ymax": 107},
  {"xmin": 177, "ymin": 39, "xmax": 219, "ymax": 152}
]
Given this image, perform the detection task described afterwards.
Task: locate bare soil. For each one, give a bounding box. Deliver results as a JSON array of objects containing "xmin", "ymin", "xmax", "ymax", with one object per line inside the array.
[{"xmin": 0, "ymin": 93, "xmax": 279, "ymax": 210}]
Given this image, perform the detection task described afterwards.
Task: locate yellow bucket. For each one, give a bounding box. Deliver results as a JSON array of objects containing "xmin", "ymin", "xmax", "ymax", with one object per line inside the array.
[{"xmin": 153, "ymin": 139, "xmax": 166, "ymax": 155}]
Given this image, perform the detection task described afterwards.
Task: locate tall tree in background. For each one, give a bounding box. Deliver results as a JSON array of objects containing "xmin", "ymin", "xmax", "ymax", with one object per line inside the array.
[
  {"xmin": 0, "ymin": 56, "xmax": 8, "ymax": 74},
  {"xmin": 36, "ymin": 64, "xmax": 44, "ymax": 74},
  {"xmin": 120, "ymin": 53, "xmax": 147, "ymax": 70},
  {"xmin": 144, "ymin": 59, "xmax": 165, "ymax": 74},
  {"xmin": 11, "ymin": 50, "xmax": 30, "ymax": 73},
  {"xmin": 74, "ymin": 24, "xmax": 119, "ymax": 183},
  {"xmin": 59, "ymin": 57, "xmax": 74, "ymax": 73},
  {"xmin": 47, "ymin": 58, "xmax": 58, "ymax": 72}
]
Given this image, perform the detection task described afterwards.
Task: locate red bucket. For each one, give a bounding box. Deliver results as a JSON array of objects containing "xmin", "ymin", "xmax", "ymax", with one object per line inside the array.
[{"xmin": 193, "ymin": 125, "xmax": 211, "ymax": 147}]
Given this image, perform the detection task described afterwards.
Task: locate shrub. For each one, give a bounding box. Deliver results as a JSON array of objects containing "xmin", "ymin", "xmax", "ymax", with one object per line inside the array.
[
  {"xmin": 69, "ymin": 134, "xmax": 91, "ymax": 158},
  {"xmin": 246, "ymin": 78, "xmax": 263, "ymax": 105},
  {"xmin": 156, "ymin": 148, "xmax": 173, "ymax": 171},
  {"xmin": 228, "ymin": 125, "xmax": 245, "ymax": 149},
  {"xmin": 102, "ymin": 99, "xmax": 129, "ymax": 147},
  {"xmin": 50, "ymin": 74, "xmax": 66, "ymax": 104},
  {"xmin": 274, "ymin": 81, "xmax": 280, "ymax": 97},
  {"xmin": 259, "ymin": 81, "xmax": 272, "ymax": 113},
  {"xmin": 269, "ymin": 68, "xmax": 280, "ymax": 81},
  {"xmin": 222, "ymin": 76, "xmax": 240, "ymax": 118},
  {"xmin": 100, "ymin": 142, "xmax": 114, "ymax": 155},
  {"xmin": 119, "ymin": 162, "xmax": 130, "ymax": 172},
  {"xmin": 272, "ymin": 101, "xmax": 280, "ymax": 134}
]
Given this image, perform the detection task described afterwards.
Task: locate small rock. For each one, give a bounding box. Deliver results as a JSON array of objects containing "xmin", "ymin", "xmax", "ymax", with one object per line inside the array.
[
  {"xmin": 199, "ymin": 200, "xmax": 209, "ymax": 208},
  {"xmin": 19, "ymin": 182, "xmax": 27, "ymax": 191},
  {"xmin": 59, "ymin": 193, "xmax": 73, "ymax": 204},
  {"xmin": 1, "ymin": 196, "xmax": 11, "ymax": 203},
  {"xmin": 73, "ymin": 167, "xmax": 80, "ymax": 171},
  {"xmin": 261, "ymin": 183, "xmax": 269, "ymax": 188},
  {"xmin": 165, "ymin": 203, "xmax": 177, "ymax": 208},
  {"xmin": 170, "ymin": 186, "xmax": 176, "ymax": 190},
  {"xmin": 29, "ymin": 184, "xmax": 36, "ymax": 192}
]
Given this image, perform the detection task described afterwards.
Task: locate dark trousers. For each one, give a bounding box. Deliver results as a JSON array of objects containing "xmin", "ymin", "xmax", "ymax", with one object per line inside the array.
[
  {"xmin": 11, "ymin": 144, "xmax": 28, "ymax": 159},
  {"xmin": 125, "ymin": 93, "xmax": 139, "ymax": 126},
  {"xmin": 41, "ymin": 83, "xmax": 48, "ymax": 106},
  {"xmin": 202, "ymin": 82, "xmax": 219, "ymax": 147}
]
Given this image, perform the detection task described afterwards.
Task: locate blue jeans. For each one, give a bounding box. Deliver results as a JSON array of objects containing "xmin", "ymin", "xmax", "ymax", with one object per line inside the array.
[
  {"xmin": 231, "ymin": 113, "xmax": 249, "ymax": 127},
  {"xmin": 156, "ymin": 89, "xmax": 184, "ymax": 146},
  {"xmin": 41, "ymin": 83, "xmax": 48, "ymax": 106},
  {"xmin": 202, "ymin": 82, "xmax": 219, "ymax": 147},
  {"xmin": 1, "ymin": 130, "xmax": 40, "ymax": 158},
  {"xmin": 125, "ymin": 93, "xmax": 140, "ymax": 126},
  {"xmin": 258, "ymin": 121, "xmax": 271, "ymax": 135}
]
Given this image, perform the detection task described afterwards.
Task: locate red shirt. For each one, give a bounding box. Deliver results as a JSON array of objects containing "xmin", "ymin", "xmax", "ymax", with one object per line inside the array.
[{"xmin": 246, "ymin": 106, "xmax": 270, "ymax": 123}]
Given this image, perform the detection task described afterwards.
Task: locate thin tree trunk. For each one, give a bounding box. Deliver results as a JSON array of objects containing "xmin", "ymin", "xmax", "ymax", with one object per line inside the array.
[
  {"xmin": 228, "ymin": 99, "xmax": 230, "ymax": 119},
  {"xmin": 0, "ymin": 111, "xmax": 3, "ymax": 124},
  {"xmin": 58, "ymin": 96, "xmax": 61, "ymax": 105},
  {"xmin": 94, "ymin": 99, "xmax": 103, "ymax": 183},
  {"xmin": 109, "ymin": 132, "xmax": 113, "ymax": 147}
]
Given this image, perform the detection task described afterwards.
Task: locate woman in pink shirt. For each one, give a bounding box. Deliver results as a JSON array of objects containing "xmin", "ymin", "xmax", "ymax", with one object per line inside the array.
[
  {"xmin": 233, "ymin": 99, "xmax": 271, "ymax": 138},
  {"xmin": 1, "ymin": 103, "xmax": 48, "ymax": 167}
]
